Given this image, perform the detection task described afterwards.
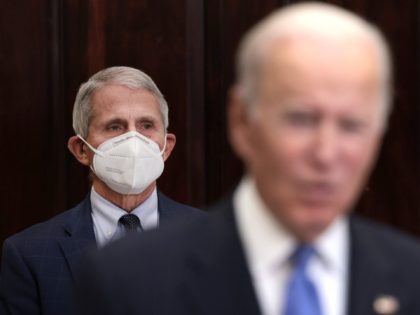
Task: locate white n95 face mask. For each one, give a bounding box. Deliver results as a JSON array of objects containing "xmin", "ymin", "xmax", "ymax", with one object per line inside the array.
[{"xmin": 78, "ymin": 131, "xmax": 166, "ymax": 195}]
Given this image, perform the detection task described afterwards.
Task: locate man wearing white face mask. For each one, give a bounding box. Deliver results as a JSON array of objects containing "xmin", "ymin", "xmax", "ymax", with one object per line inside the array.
[{"xmin": 0, "ymin": 66, "xmax": 202, "ymax": 315}]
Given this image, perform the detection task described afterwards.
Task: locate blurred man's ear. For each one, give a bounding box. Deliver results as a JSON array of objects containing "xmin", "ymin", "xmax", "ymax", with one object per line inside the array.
[
  {"xmin": 68, "ymin": 136, "xmax": 91, "ymax": 166},
  {"xmin": 162, "ymin": 133, "xmax": 176, "ymax": 162},
  {"xmin": 227, "ymin": 85, "xmax": 253, "ymax": 160}
]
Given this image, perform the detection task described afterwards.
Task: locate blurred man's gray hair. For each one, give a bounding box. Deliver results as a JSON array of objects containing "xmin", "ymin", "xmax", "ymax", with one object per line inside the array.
[
  {"xmin": 236, "ymin": 2, "xmax": 392, "ymax": 123},
  {"xmin": 72, "ymin": 66, "xmax": 169, "ymax": 138}
]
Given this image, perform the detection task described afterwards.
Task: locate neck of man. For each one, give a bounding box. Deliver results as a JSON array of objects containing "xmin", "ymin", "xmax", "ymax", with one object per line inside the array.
[{"xmin": 92, "ymin": 178, "xmax": 156, "ymax": 212}]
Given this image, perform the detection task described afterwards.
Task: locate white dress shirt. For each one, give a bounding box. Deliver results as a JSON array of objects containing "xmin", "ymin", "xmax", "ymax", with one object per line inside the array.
[
  {"xmin": 233, "ymin": 177, "xmax": 349, "ymax": 315},
  {"xmin": 90, "ymin": 187, "xmax": 159, "ymax": 247}
]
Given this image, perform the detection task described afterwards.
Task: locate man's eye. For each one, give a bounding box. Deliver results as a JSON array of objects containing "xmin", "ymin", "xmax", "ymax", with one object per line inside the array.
[
  {"xmin": 141, "ymin": 122, "xmax": 153, "ymax": 130},
  {"xmin": 108, "ymin": 125, "xmax": 122, "ymax": 131}
]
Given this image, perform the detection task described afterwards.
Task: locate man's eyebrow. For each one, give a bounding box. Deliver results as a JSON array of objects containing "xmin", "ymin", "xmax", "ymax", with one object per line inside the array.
[
  {"xmin": 103, "ymin": 118, "xmax": 126, "ymax": 125},
  {"xmin": 137, "ymin": 115, "xmax": 158, "ymax": 122}
]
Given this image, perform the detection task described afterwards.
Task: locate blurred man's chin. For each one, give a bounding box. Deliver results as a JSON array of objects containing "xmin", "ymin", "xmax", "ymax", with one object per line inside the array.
[{"xmin": 283, "ymin": 205, "xmax": 342, "ymax": 239}]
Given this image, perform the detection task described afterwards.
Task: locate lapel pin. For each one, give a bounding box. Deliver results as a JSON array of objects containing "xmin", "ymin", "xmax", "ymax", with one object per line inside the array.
[{"xmin": 373, "ymin": 295, "xmax": 399, "ymax": 314}]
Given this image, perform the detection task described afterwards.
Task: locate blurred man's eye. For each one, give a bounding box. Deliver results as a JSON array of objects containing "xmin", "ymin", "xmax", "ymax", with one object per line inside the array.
[
  {"xmin": 339, "ymin": 119, "xmax": 365, "ymax": 134},
  {"xmin": 284, "ymin": 111, "xmax": 317, "ymax": 127}
]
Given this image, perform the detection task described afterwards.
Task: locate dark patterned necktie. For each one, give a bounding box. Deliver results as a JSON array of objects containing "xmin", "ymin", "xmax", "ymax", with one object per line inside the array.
[
  {"xmin": 119, "ymin": 214, "xmax": 142, "ymax": 233},
  {"xmin": 283, "ymin": 245, "xmax": 322, "ymax": 315}
]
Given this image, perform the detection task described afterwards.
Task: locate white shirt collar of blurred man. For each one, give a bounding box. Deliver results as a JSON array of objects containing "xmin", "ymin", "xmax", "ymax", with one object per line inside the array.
[{"xmin": 234, "ymin": 176, "xmax": 349, "ymax": 315}]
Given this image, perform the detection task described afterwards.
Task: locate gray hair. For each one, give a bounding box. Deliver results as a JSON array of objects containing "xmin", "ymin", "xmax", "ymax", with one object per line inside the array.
[
  {"xmin": 72, "ymin": 66, "xmax": 169, "ymax": 138},
  {"xmin": 236, "ymin": 2, "xmax": 393, "ymax": 124}
]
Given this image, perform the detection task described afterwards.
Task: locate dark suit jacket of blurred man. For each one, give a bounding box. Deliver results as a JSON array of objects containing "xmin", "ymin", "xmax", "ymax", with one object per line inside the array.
[
  {"xmin": 0, "ymin": 191, "xmax": 200, "ymax": 315},
  {"xmin": 76, "ymin": 197, "xmax": 420, "ymax": 315}
]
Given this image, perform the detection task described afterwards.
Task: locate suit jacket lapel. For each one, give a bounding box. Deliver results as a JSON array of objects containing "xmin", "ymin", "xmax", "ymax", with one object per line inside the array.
[
  {"xmin": 157, "ymin": 190, "xmax": 176, "ymax": 224},
  {"xmin": 60, "ymin": 190, "xmax": 181, "ymax": 280},
  {"xmin": 157, "ymin": 190, "xmax": 197, "ymax": 226},
  {"xmin": 178, "ymin": 200, "xmax": 262, "ymax": 315},
  {"xmin": 59, "ymin": 195, "xmax": 96, "ymax": 281}
]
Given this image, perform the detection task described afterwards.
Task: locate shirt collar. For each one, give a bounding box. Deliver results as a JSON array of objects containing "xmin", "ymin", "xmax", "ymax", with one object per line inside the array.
[
  {"xmin": 234, "ymin": 177, "xmax": 296, "ymax": 273},
  {"xmin": 90, "ymin": 187, "xmax": 159, "ymax": 241},
  {"xmin": 234, "ymin": 176, "xmax": 349, "ymax": 273},
  {"xmin": 314, "ymin": 214, "xmax": 349, "ymax": 272}
]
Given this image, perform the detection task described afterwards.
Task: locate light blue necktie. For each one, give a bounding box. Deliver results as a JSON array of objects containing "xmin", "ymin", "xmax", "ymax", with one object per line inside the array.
[{"xmin": 283, "ymin": 245, "xmax": 322, "ymax": 315}]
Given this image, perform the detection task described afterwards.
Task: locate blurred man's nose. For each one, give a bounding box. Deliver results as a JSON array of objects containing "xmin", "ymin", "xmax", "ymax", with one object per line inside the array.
[{"xmin": 311, "ymin": 123, "xmax": 340, "ymax": 169}]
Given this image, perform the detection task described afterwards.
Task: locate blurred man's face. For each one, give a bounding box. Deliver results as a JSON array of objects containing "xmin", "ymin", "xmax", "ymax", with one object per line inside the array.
[{"xmin": 230, "ymin": 35, "xmax": 386, "ymax": 241}]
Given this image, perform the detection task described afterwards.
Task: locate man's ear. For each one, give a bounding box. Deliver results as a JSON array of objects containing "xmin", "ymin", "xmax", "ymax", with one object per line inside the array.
[
  {"xmin": 162, "ymin": 133, "xmax": 176, "ymax": 162},
  {"xmin": 228, "ymin": 85, "xmax": 253, "ymax": 160},
  {"xmin": 68, "ymin": 135, "xmax": 91, "ymax": 166}
]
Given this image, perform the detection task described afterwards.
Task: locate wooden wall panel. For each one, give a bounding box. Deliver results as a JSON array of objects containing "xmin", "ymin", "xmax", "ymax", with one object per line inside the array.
[
  {"xmin": 0, "ymin": 1, "xmax": 55, "ymax": 240},
  {"xmin": 185, "ymin": 0, "xmax": 206, "ymax": 205},
  {"xmin": 204, "ymin": 0, "xmax": 286, "ymax": 204}
]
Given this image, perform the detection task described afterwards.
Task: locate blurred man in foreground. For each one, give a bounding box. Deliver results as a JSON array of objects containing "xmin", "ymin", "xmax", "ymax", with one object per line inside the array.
[
  {"xmin": 0, "ymin": 66, "xmax": 200, "ymax": 315},
  {"xmin": 77, "ymin": 4, "xmax": 420, "ymax": 315}
]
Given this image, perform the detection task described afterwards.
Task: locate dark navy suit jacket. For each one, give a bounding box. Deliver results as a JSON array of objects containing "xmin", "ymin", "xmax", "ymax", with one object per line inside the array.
[
  {"xmin": 76, "ymin": 197, "xmax": 420, "ymax": 315},
  {"xmin": 0, "ymin": 191, "xmax": 200, "ymax": 315}
]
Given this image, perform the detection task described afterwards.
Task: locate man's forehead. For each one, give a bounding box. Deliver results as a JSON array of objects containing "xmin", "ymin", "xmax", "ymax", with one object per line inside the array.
[
  {"xmin": 91, "ymin": 84, "xmax": 158, "ymax": 103},
  {"xmin": 255, "ymin": 35, "xmax": 384, "ymax": 122},
  {"xmin": 260, "ymin": 35, "xmax": 380, "ymax": 90},
  {"xmin": 266, "ymin": 33, "xmax": 378, "ymax": 65},
  {"xmin": 90, "ymin": 85, "xmax": 159, "ymax": 109},
  {"xmin": 88, "ymin": 86, "xmax": 163, "ymax": 123}
]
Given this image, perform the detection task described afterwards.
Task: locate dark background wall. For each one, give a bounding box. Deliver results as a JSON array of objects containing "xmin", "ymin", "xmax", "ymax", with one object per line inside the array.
[{"xmin": 0, "ymin": 0, "xmax": 419, "ymax": 247}]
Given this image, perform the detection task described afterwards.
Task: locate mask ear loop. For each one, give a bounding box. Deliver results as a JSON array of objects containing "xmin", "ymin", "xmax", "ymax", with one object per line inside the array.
[
  {"xmin": 77, "ymin": 135, "xmax": 104, "ymax": 157},
  {"xmin": 77, "ymin": 135, "xmax": 104, "ymax": 174},
  {"xmin": 159, "ymin": 134, "xmax": 167, "ymax": 156}
]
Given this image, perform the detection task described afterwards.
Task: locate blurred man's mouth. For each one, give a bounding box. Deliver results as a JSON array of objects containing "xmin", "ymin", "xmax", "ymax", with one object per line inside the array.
[{"xmin": 299, "ymin": 181, "xmax": 337, "ymax": 205}]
